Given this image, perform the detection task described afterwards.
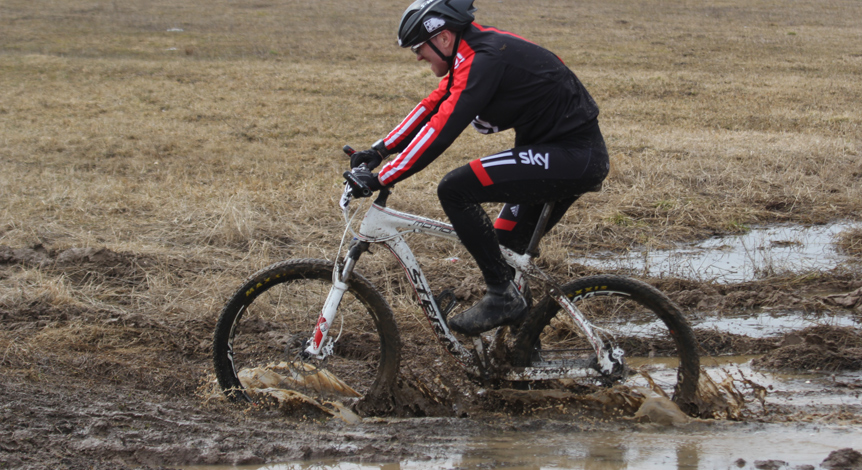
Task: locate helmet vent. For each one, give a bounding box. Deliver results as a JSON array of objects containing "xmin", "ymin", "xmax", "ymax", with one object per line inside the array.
[{"xmin": 423, "ymin": 17, "xmax": 446, "ymax": 33}]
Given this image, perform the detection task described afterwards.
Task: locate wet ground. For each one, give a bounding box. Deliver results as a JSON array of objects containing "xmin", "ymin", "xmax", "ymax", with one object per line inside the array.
[
  {"xmin": 180, "ymin": 423, "xmax": 860, "ymax": 469},
  {"xmin": 576, "ymin": 222, "xmax": 862, "ymax": 283},
  {"xmin": 178, "ymin": 356, "xmax": 862, "ymax": 470},
  {"xmin": 1, "ymin": 225, "xmax": 861, "ymax": 470}
]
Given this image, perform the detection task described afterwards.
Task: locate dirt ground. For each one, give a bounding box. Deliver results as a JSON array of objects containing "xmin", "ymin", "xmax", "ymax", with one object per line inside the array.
[
  {"xmin": 1, "ymin": 0, "xmax": 861, "ymax": 467},
  {"xmin": 1, "ymin": 245, "xmax": 861, "ymax": 469}
]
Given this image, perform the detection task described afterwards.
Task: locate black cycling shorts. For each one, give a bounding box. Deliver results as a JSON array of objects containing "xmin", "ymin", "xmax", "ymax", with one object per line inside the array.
[{"xmin": 437, "ymin": 120, "xmax": 609, "ymax": 284}]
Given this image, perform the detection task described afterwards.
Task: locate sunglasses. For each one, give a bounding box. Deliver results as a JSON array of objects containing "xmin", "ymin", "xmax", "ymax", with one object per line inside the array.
[{"xmin": 410, "ymin": 32, "xmax": 442, "ymax": 54}]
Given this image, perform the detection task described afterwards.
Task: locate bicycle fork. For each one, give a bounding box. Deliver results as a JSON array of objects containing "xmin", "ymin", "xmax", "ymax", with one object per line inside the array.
[
  {"xmin": 504, "ymin": 248, "xmax": 624, "ymax": 380},
  {"xmin": 548, "ymin": 289, "xmax": 624, "ymax": 376},
  {"xmin": 303, "ymin": 242, "xmax": 366, "ymax": 359},
  {"xmin": 499, "ymin": 287, "xmax": 625, "ymax": 382}
]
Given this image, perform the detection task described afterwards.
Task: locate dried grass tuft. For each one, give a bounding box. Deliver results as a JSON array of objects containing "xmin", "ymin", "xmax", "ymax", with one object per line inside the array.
[{"xmin": 836, "ymin": 228, "xmax": 862, "ymax": 256}]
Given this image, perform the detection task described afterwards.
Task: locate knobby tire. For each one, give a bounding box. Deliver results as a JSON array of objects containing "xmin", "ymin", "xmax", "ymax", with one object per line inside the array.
[
  {"xmin": 512, "ymin": 274, "xmax": 700, "ymax": 413},
  {"xmin": 212, "ymin": 259, "xmax": 400, "ymax": 414}
]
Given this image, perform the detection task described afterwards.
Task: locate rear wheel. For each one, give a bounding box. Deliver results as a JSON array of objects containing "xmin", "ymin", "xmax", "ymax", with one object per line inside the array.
[
  {"xmin": 213, "ymin": 259, "xmax": 400, "ymax": 414},
  {"xmin": 512, "ymin": 275, "xmax": 699, "ymax": 412}
]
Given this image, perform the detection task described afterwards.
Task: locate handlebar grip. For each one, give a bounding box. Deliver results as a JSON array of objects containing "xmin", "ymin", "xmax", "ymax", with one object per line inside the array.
[
  {"xmin": 343, "ymin": 145, "xmax": 356, "ymax": 156},
  {"xmin": 343, "ymin": 170, "xmax": 372, "ymax": 198}
]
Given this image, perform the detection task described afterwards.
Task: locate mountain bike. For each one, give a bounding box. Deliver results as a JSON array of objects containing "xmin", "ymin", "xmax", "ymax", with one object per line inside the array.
[{"xmin": 212, "ymin": 147, "xmax": 700, "ymax": 416}]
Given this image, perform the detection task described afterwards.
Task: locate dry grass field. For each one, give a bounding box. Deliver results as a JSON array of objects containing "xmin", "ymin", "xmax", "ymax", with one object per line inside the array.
[{"xmin": 1, "ymin": 0, "xmax": 861, "ymax": 468}]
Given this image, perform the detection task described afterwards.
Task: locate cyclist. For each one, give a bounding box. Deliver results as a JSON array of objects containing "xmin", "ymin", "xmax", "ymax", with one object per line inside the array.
[{"xmin": 351, "ymin": 0, "xmax": 609, "ymax": 336}]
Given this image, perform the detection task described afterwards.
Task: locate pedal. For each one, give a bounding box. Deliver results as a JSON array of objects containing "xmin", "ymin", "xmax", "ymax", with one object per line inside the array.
[{"xmin": 434, "ymin": 289, "xmax": 457, "ymax": 320}]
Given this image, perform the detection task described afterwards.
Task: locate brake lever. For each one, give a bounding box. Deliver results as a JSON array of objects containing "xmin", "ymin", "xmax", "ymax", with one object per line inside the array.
[{"xmin": 343, "ymin": 166, "xmax": 373, "ymax": 198}]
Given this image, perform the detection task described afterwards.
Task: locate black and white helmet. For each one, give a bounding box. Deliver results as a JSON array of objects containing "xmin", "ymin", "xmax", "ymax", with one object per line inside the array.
[{"xmin": 397, "ymin": 0, "xmax": 476, "ymax": 49}]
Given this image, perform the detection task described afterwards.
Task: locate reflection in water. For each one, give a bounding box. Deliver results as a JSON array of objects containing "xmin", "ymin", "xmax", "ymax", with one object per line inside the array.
[
  {"xmin": 677, "ymin": 441, "xmax": 700, "ymax": 470},
  {"xmin": 183, "ymin": 421, "xmax": 860, "ymax": 470},
  {"xmin": 691, "ymin": 311, "xmax": 861, "ymax": 338},
  {"xmin": 617, "ymin": 311, "xmax": 861, "ymax": 339},
  {"xmin": 573, "ymin": 222, "xmax": 862, "ymax": 283}
]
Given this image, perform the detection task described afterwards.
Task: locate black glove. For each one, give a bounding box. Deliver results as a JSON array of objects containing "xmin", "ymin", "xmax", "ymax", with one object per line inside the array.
[
  {"xmin": 350, "ymin": 149, "xmax": 383, "ymax": 170},
  {"xmin": 353, "ymin": 167, "xmax": 383, "ymax": 192}
]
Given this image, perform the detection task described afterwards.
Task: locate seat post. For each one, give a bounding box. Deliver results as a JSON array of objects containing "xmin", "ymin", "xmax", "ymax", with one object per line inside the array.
[{"xmin": 525, "ymin": 202, "xmax": 555, "ymax": 258}]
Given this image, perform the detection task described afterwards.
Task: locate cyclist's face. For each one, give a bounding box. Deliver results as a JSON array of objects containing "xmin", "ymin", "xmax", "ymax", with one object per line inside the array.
[{"xmin": 415, "ymin": 31, "xmax": 453, "ymax": 78}]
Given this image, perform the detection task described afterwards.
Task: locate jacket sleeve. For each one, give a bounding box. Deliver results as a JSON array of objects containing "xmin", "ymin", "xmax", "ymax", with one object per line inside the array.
[
  {"xmin": 378, "ymin": 48, "xmax": 504, "ymax": 186},
  {"xmin": 379, "ymin": 81, "xmax": 448, "ymax": 155}
]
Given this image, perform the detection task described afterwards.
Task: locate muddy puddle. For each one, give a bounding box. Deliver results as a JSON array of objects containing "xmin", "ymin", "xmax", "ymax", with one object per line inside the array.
[
  {"xmin": 591, "ymin": 310, "xmax": 860, "ymax": 347},
  {"xmin": 691, "ymin": 311, "xmax": 861, "ymax": 338},
  {"xmin": 574, "ymin": 222, "xmax": 862, "ymax": 282},
  {"xmin": 182, "ymin": 425, "xmax": 860, "ymax": 470},
  {"xmin": 180, "ymin": 300, "xmax": 862, "ymax": 470},
  {"xmin": 183, "ymin": 358, "xmax": 862, "ymax": 470}
]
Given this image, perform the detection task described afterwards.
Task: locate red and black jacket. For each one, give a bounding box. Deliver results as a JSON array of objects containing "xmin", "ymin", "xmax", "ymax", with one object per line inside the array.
[{"xmin": 377, "ymin": 23, "xmax": 599, "ymax": 186}]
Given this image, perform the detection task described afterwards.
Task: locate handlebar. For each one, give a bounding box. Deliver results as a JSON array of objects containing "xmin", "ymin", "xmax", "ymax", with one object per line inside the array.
[
  {"xmin": 342, "ymin": 145, "xmax": 371, "ymax": 198},
  {"xmin": 342, "ymin": 145, "xmax": 391, "ymax": 205},
  {"xmin": 343, "ymin": 168, "xmax": 373, "ymax": 198}
]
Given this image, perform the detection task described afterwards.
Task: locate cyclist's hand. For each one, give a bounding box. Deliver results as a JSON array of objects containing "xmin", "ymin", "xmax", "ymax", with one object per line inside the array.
[
  {"xmin": 353, "ymin": 166, "xmax": 383, "ymax": 192},
  {"xmin": 350, "ymin": 148, "xmax": 383, "ymax": 170}
]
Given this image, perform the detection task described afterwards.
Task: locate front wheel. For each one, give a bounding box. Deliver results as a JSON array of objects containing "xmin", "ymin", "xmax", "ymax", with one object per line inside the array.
[
  {"xmin": 512, "ymin": 275, "xmax": 699, "ymax": 413},
  {"xmin": 213, "ymin": 259, "xmax": 400, "ymax": 414}
]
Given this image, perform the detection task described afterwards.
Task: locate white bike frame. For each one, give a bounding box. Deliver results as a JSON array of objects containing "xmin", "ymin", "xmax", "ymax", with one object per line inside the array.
[{"xmin": 305, "ymin": 182, "xmax": 620, "ymax": 380}]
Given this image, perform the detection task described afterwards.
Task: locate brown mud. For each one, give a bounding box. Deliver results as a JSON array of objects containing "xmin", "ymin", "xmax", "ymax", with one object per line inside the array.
[{"xmin": 1, "ymin": 245, "xmax": 861, "ymax": 469}]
